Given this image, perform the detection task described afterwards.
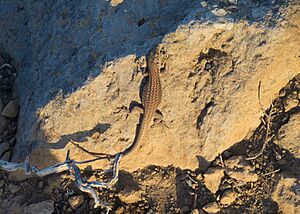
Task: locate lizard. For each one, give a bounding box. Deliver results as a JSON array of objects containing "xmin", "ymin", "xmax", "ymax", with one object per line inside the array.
[
  {"xmin": 69, "ymin": 46, "xmax": 166, "ymax": 160},
  {"xmin": 121, "ymin": 45, "xmax": 166, "ymax": 156}
]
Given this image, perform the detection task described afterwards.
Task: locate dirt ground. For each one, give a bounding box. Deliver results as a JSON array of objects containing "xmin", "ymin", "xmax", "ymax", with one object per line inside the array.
[{"xmin": 0, "ymin": 1, "xmax": 300, "ymax": 214}]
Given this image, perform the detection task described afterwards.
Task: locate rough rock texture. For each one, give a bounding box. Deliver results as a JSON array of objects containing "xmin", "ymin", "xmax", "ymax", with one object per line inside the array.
[
  {"xmin": 271, "ymin": 175, "xmax": 300, "ymax": 214},
  {"xmin": 23, "ymin": 200, "xmax": 54, "ymax": 214},
  {"xmin": 220, "ymin": 189, "xmax": 237, "ymax": 205},
  {"xmin": 203, "ymin": 168, "xmax": 224, "ymax": 193},
  {"xmin": 224, "ymin": 156, "xmax": 258, "ymax": 182},
  {"xmin": 2, "ymin": 100, "xmax": 19, "ymax": 119},
  {"xmin": 0, "ymin": 1, "xmax": 299, "ymax": 173},
  {"xmin": 275, "ymin": 112, "xmax": 300, "ymax": 158},
  {"xmin": 68, "ymin": 195, "xmax": 84, "ymax": 210}
]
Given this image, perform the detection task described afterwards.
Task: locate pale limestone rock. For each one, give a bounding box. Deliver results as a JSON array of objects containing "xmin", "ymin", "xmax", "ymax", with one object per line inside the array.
[
  {"xmin": 271, "ymin": 176, "xmax": 300, "ymax": 214},
  {"xmin": 203, "ymin": 167, "xmax": 224, "ymax": 193},
  {"xmin": 220, "ymin": 190, "xmax": 237, "ymax": 205},
  {"xmin": 275, "ymin": 113, "xmax": 300, "ymax": 158},
  {"xmin": 202, "ymin": 202, "xmax": 220, "ymax": 213},
  {"xmin": 68, "ymin": 195, "xmax": 85, "ymax": 210},
  {"xmin": 225, "ymin": 156, "xmax": 258, "ymax": 182}
]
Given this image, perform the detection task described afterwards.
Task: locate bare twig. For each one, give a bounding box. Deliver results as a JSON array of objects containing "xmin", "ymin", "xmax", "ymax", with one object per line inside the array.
[
  {"xmin": 0, "ymin": 63, "xmax": 13, "ymax": 70},
  {"xmin": 0, "ymin": 151, "xmax": 123, "ymax": 211},
  {"xmin": 246, "ymin": 82, "xmax": 274, "ymax": 161},
  {"xmin": 262, "ymin": 169, "xmax": 280, "ymax": 176}
]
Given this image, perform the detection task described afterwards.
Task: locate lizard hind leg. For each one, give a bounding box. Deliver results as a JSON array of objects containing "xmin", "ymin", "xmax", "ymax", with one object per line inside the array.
[{"xmin": 151, "ymin": 110, "xmax": 169, "ymax": 128}]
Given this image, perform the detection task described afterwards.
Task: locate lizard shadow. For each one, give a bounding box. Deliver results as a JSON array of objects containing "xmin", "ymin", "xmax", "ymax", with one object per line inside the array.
[{"xmin": 50, "ymin": 123, "xmax": 111, "ymax": 150}]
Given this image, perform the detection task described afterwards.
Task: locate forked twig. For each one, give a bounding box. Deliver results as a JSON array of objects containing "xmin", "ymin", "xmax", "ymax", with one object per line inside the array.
[{"xmin": 0, "ymin": 150, "xmax": 123, "ymax": 211}]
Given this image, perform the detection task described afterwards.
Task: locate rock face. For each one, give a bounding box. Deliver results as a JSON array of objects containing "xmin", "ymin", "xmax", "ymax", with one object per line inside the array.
[
  {"xmin": 275, "ymin": 113, "xmax": 300, "ymax": 158},
  {"xmin": 0, "ymin": 1, "xmax": 299, "ymax": 173},
  {"xmin": 271, "ymin": 175, "xmax": 300, "ymax": 214}
]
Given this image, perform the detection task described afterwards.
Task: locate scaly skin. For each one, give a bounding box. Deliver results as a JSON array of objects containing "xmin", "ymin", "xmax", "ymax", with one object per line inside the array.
[{"xmin": 122, "ymin": 47, "xmax": 163, "ymax": 155}]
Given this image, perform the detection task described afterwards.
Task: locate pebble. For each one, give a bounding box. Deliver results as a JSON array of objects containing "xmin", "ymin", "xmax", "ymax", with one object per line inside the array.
[
  {"xmin": 8, "ymin": 183, "xmax": 21, "ymax": 194},
  {"xmin": 203, "ymin": 167, "xmax": 225, "ymax": 193},
  {"xmin": 180, "ymin": 206, "xmax": 190, "ymax": 213},
  {"xmin": 202, "ymin": 202, "xmax": 220, "ymax": 213},
  {"xmin": 200, "ymin": 1, "xmax": 208, "ymax": 7},
  {"xmin": 2, "ymin": 100, "xmax": 19, "ymax": 118},
  {"xmin": 116, "ymin": 206, "xmax": 125, "ymax": 214},
  {"xmin": 227, "ymin": 171, "xmax": 258, "ymax": 182},
  {"xmin": 211, "ymin": 8, "xmax": 227, "ymax": 17},
  {"xmin": 38, "ymin": 181, "xmax": 44, "ymax": 188},
  {"xmin": 9, "ymin": 138, "xmax": 16, "ymax": 146},
  {"xmin": 191, "ymin": 209, "xmax": 199, "ymax": 214},
  {"xmin": 220, "ymin": 190, "xmax": 237, "ymax": 205},
  {"xmin": 88, "ymin": 199, "xmax": 95, "ymax": 207},
  {"xmin": 1, "ymin": 150, "xmax": 10, "ymax": 161},
  {"xmin": 91, "ymin": 131, "xmax": 100, "ymax": 139},
  {"xmin": 0, "ymin": 179, "xmax": 5, "ymax": 188},
  {"xmin": 118, "ymin": 190, "xmax": 142, "ymax": 204},
  {"xmin": 68, "ymin": 195, "xmax": 85, "ymax": 210}
]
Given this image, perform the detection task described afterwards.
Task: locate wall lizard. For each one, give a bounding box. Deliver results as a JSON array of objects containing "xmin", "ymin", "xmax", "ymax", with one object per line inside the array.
[{"xmin": 121, "ymin": 46, "xmax": 165, "ymax": 156}]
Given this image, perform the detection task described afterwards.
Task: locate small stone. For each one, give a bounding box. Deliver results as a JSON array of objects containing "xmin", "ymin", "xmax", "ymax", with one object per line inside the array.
[
  {"xmin": 68, "ymin": 195, "xmax": 84, "ymax": 210},
  {"xmin": 91, "ymin": 132, "xmax": 100, "ymax": 139},
  {"xmin": 203, "ymin": 167, "xmax": 224, "ymax": 193},
  {"xmin": 227, "ymin": 171, "xmax": 258, "ymax": 182},
  {"xmin": 116, "ymin": 206, "xmax": 125, "ymax": 214},
  {"xmin": 0, "ymin": 179, "xmax": 5, "ymax": 188},
  {"xmin": 8, "ymin": 183, "xmax": 21, "ymax": 193},
  {"xmin": 2, "ymin": 100, "xmax": 19, "ymax": 118},
  {"xmin": 8, "ymin": 138, "xmax": 16, "ymax": 146},
  {"xmin": 211, "ymin": 8, "xmax": 227, "ymax": 17},
  {"xmin": 65, "ymin": 208, "xmax": 73, "ymax": 214},
  {"xmin": 284, "ymin": 98, "xmax": 298, "ymax": 112},
  {"xmin": 0, "ymin": 115, "xmax": 8, "ymax": 134},
  {"xmin": 202, "ymin": 202, "xmax": 220, "ymax": 213},
  {"xmin": 191, "ymin": 209, "xmax": 199, "ymax": 214},
  {"xmin": 220, "ymin": 190, "xmax": 237, "ymax": 205},
  {"xmin": 118, "ymin": 190, "xmax": 142, "ymax": 204},
  {"xmin": 224, "ymin": 156, "xmax": 253, "ymax": 170},
  {"xmin": 88, "ymin": 199, "xmax": 95, "ymax": 207},
  {"xmin": 23, "ymin": 200, "xmax": 54, "ymax": 214},
  {"xmin": 0, "ymin": 188, "xmax": 3, "ymax": 197},
  {"xmin": 110, "ymin": 0, "xmax": 123, "ymax": 7},
  {"xmin": 38, "ymin": 181, "xmax": 44, "ymax": 188},
  {"xmin": 1, "ymin": 150, "xmax": 10, "ymax": 161},
  {"xmin": 200, "ymin": 1, "xmax": 208, "ymax": 7},
  {"xmin": 180, "ymin": 206, "xmax": 190, "ymax": 213}
]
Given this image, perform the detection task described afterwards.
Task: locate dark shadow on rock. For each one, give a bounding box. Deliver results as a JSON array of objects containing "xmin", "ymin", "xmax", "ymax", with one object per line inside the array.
[
  {"xmin": 50, "ymin": 122, "xmax": 111, "ymax": 150},
  {"xmin": 115, "ymin": 170, "xmax": 140, "ymax": 192},
  {"xmin": 225, "ymin": 74, "xmax": 300, "ymax": 181},
  {"xmin": 0, "ymin": 0, "xmax": 293, "ymax": 165},
  {"xmin": 196, "ymin": 155, "xmax": 211, "ymax": 173},
  {"xmin": 175, "ymin": 167, "xmax": 214, "ymax": 212}
]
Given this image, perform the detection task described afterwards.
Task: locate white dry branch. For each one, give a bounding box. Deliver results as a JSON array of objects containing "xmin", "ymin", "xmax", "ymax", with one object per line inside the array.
[{"xmin": 0, "ymin": 150, "xmax": 123, "ymax": 211}]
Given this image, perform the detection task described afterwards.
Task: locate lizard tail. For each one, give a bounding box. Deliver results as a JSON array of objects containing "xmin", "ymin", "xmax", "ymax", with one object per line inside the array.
[{"xmin": 121, "ymin": 112, "xmax": 151, "ymax": 156}]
